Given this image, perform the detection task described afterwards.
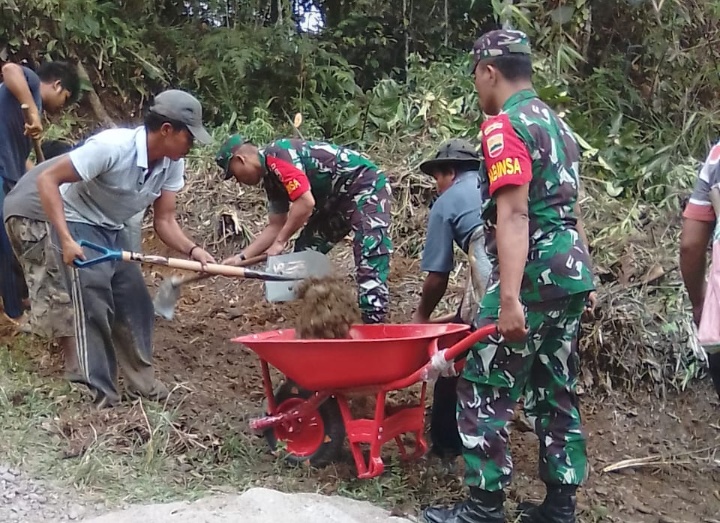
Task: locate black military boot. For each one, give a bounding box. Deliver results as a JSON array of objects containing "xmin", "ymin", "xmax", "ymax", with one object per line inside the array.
[
  {"xmin": 429, "ymin": 376, "xmax": 463, "ymax": 459},
  {"xmin": 422, "ymin": 488, "xmax": 505, "ymax": 523},
  {"xmin": 517, "ymin": 484, "xmax": 578, "ymax": 523}
]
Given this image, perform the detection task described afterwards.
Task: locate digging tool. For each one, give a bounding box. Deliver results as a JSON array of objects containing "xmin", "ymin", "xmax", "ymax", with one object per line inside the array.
[
  {"xmin": 264, "ymin": 249, "xmax": 333, "ymax": 302},
  {"xmin": 292, "ymin": 112, "xmax": 303, "ymax": 138},
  {"xmin": 20, "ymin": 103, "xmax": 44, "ymax": 163},
  {"xmin": 73, "ymin": 240, "xmax": 304, "ymax": 282},
  {"xmin": 284, "ymin": 110, "xmax": 304, "ymax": 139},
  {"xmin": 153, "ymin": 253, "xmax": 268, "ymax": 320}
]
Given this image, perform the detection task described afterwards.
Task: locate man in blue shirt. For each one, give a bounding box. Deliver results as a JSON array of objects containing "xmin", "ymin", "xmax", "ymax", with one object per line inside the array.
[
  {"xmin": 411, "ymin": 138, "xmax": 491, "ymax": 459},
  {"xmin": 0, "ymin": 60, "xmax": 80, "ymax": 319}
]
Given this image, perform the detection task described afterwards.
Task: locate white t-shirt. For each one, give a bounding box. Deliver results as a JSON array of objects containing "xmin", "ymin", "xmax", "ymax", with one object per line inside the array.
[{"xmin": 61, "ymin": 126, "xmax": 184, "ymax": 230}]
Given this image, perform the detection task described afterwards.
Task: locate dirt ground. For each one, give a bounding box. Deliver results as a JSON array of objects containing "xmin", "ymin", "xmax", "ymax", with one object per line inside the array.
[{"xmin": 7, "ymin": 233, "xmax": 720, "ymax": 523}]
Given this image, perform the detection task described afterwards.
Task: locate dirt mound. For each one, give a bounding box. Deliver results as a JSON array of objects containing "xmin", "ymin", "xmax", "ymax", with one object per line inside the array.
[{"xmin": 294, "ymin": 276, "xmax": 361, "ymax": 339}]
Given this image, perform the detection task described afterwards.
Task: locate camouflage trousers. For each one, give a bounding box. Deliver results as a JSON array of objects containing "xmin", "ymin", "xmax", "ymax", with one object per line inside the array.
[
  {"xmin": 294, "ymin": 168, "xmax": 392, "ymax": 324},
  {"xmin": 5, "ymin": 217, "xmax": 74, "ymax": 339},
  {"xmin": 458, "ymin": 293, "xmax": 589, "ymax": 491}
]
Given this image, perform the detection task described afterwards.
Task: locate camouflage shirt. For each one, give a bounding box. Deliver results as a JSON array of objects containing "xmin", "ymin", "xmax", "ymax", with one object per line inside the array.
[
  {"xmin": 258, "ymin": 139, "xmax": 379, "ymax": 214},
  {"xmin": 479, "ymin": 89, "xmax": 595, "ymax": 309}
]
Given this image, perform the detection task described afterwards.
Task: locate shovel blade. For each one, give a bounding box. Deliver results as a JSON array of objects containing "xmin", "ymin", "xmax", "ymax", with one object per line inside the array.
[
  {"xmin": 264, "ymin": 250, "xmax": 332, "ymax": 302},
  {"xmin": 153, "ymin": 277, "xmax": 183, "ymax": 320}
]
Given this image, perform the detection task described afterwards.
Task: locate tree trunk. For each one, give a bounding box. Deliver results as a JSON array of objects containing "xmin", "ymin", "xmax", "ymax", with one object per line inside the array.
[
  {"xmin": 498, "ymin": 0, "xmax": 513, "ymax": 29},
  {"xmin": 75, "ymin": 60, "xmax": 116, "ymax": 128},
  {"xmin": 403, "ymin": 0, "xmax": 410, "ymax": 77},
  {"xmin": 444, "ymin": 0, "xmax": 448, "ymax": 47}
]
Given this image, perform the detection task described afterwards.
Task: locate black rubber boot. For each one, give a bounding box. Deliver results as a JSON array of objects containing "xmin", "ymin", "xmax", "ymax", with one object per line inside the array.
[
  {"xmin": 429, "ymin": 375, "xmax": 463, "ymax": 458},
  {"xmin": 707, "ymin": 352, "xmax": 720, "ymax": 401},
  {"xmin": 422, "ymin": 488, "xmax": 505, "ymax": 523},
  {"xmin": 517, "ymin": 485, "xmax": 578, "ymax": 523}
]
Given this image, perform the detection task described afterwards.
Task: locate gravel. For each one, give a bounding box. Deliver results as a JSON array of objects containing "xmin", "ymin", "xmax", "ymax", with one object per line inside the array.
[
  {"xmin": 0, "ymin": 462, "xmax": 98, "ymax": 523},
  {"xmin": 0, "ymin": 464, "xmax": 410, "ymax": 523}
]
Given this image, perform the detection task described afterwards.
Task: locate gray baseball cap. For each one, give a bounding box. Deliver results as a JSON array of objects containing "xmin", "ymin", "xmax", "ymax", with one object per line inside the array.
[{"xmin": 149, "ymin": 89, "xmax": 213, "ymax": 145}]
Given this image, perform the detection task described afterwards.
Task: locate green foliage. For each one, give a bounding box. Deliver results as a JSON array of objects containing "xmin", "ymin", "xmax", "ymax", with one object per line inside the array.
[
  {"xmin": 1, "ymin": 0, "xmax": 717, "ymax": 394},
  {"xmin": 1, "ymin": 0, "xmax": 170, "ymax": 99},
  {"xmin": 1, "ymin": 0, "xmax": 718, "ymax": 205}
]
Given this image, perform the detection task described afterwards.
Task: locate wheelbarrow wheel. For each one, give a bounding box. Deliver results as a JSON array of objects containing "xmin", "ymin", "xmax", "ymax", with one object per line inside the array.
[{"xmin": 264, "ymin": 381, "xmax": 345, "ymax": 468}]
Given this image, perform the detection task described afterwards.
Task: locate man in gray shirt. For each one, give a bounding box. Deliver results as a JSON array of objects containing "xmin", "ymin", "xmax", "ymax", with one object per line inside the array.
[
  {"xmin": 411, "ymin": 138, "xmax": 492, "ymax": 460},
  {"xmin": 35, "ymin": 90, "xmax": 215, "ymax": 408}
]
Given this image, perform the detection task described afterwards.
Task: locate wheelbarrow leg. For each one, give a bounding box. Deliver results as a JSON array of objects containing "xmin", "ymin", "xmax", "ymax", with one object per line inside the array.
[
  {"xmin": 389, "ymin": 383, "xmax": 429, "ymax": 462},
  {"xmin": 412, "ymin": 382, "xmax": 429, "ymax": 459},
  {"xmin": 338, "ymin": 387, "xmax": 430, "ymax": 479},
  {"xmin": 335, "ymin": 395, "xmax": 381, "ymax": 478},
  {"xmin": 366, "ymin": 391, "xmax": 387, "ymax": 478},
  {"xmin": 260, "ymin": 360, "xmax": 277, "ymax": 414}
]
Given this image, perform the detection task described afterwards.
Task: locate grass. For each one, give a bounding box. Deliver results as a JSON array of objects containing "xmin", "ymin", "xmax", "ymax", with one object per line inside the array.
[
  {"xmin": 0, "ymin": 334, "xmax": 446, "ymax": 516},
  {"xmin": 0, "ymin": 336, "xmax": 271, "ymax": 506},
  {"xmin": 1, "ymin": 333, "xmax": 687, "ymax": 522}
]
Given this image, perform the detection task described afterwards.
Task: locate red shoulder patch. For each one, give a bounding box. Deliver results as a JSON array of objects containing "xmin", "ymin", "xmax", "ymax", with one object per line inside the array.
[
  {"xmin": 266, "ymin": 155, "xmax": 310, "ymax": 201},
  {"xmin": 480, "ymin": 114, "xmax": 533, "ymax": 196}
]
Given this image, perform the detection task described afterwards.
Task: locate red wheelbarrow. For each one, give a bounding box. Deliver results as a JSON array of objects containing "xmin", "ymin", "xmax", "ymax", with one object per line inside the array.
[{"xmin": 232, "ymin": 323, "xmax": 497, "ymax": 479}]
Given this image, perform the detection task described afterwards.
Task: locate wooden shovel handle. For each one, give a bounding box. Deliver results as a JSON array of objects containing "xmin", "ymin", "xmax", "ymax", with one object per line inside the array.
[
  {"xmin": 176, "ymin": 253, "xmax": 268, "ymax": 286},
  {"xmin": 20, "ymin": 103, "xmax": 44, "ymax": 163},
  {"xmin": 120, "ymin": 251, "xmax": 296, "ymax": 280}
]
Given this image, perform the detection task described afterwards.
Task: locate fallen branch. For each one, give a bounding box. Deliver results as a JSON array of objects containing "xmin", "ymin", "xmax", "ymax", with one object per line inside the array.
[{"xmin": 602, "ymin": 444, "xmax": 720, "ymax": 473}]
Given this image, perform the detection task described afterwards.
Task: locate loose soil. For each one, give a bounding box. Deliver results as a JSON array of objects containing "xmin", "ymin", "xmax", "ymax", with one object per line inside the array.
[
  {"xmin": 294, "ymin": 276, "xmax": 361, "ymax": 339},
  {"xmin": 3, "ymin": 234, "xmax": 719, "ymax": 523}
]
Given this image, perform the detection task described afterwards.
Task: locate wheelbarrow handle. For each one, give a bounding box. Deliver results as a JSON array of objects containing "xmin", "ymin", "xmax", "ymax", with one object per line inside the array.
[
  {"xmin": 382, "ymin": 323, "xmax": 499, "ymax": 391},
  {"xmin": 439, "ymin": 323, "xmax": 499, "ymax": 363},
  {"xmin": 73, "ymin": 240, "xmax": 124, "ymax": 268}
]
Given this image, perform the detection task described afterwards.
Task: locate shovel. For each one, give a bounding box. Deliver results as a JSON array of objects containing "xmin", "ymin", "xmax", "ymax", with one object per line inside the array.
[
  {"xmin": 153, "ymin": 249, "xmax": 334, "ymax": 319},
  {"xmin": 73, "ymin": 241, "xmax": 305, "ymax": 282},
  {"xmin": 153, "ymin": 253, "xmax": 268, "ymax": 320},
  {"xmin": 264, "ymin": 249, "xmax": 333, "ymax": 302},
  {"xmin": 20, "ymin": 103, "xmax": 45, "ymax": 163}
]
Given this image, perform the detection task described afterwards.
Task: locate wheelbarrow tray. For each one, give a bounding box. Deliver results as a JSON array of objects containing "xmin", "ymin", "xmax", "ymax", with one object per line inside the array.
[{"xmin": 232, "ymin": 323, "xmax": 470, "ymax": 391}]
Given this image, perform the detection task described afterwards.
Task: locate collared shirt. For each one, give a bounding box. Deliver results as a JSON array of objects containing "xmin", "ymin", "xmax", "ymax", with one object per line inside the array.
[
  {"xmin": 479, "ymin": 89, "xmax": 594, "ymax": 309},
  {"xmin": 259, "ymin": 138, "xmax": 379, "ymax": 215},
  {"xmin": 61, "ymin": 126, "xmax": 184, "ymax": 229},
  {"xmin": 420, "ymin": 169, "xmax": 484, "ymax": 274},
  {"xmin": 0, "ymin": 66, "xmax": 42, "ymax": 185}
]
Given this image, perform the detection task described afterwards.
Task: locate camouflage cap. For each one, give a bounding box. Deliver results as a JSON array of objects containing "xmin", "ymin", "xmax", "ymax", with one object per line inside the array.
[
  {"xmin": 216, "ymin": 134, "xmax": 251, "ymax": 179},
  {"xmin": 470, "ymin": 29, "xmax": 532, "ymax": 73},
  {"xmin": 419, "ymin": 138, "xmax": 480, "ymax": 175}
]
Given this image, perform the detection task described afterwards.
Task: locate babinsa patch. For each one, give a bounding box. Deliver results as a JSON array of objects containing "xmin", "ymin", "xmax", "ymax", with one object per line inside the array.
[{"xmin": 486, "ymin": 133, "xmax": 504, "ymax": 159}]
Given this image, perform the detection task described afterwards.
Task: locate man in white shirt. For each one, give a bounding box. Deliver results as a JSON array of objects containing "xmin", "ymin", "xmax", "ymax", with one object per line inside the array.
[{"xmin": 37, "ymin": 89, "xmax": 215, "ymax": 408}]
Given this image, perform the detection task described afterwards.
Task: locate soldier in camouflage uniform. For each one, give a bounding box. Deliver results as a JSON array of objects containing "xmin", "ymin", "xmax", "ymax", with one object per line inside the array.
[
  {"xmin": 422, "ymin": 30, "xmax": 595, "ymax": 523},
  {"xmin": 215, "ymin": 135, "xmax": 392, "ymax": 324}
]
